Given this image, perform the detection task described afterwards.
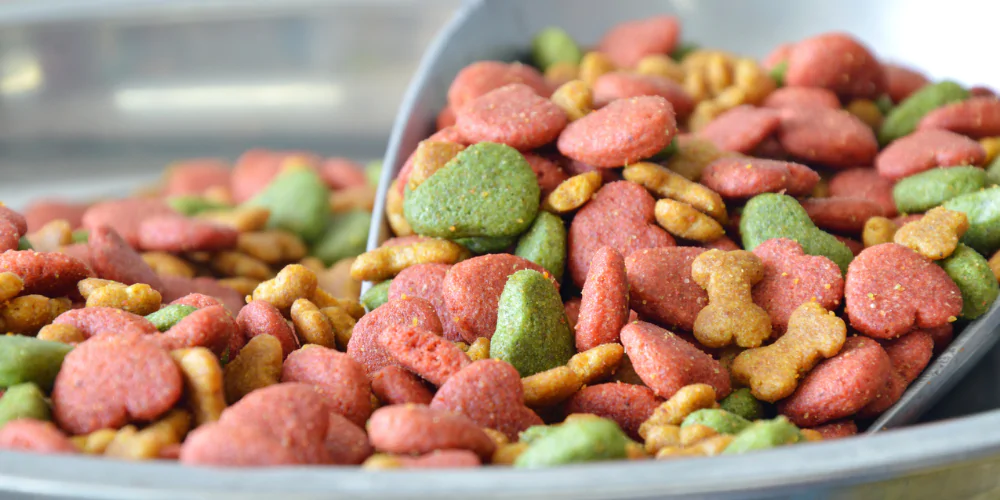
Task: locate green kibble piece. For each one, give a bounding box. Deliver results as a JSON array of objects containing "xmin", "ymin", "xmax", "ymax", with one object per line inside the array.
[
  {"xmin": 310, "ymin": 210, "xmax": 371, "ymax": 266},
  {"xmin": 403, "ymin": 142, "xmax": 540, "ymax": 240},
  {"xmin": 740, "ymin": 193, "xmax": 854, "ymax": 274},
  {"xmin": 365, "ymin": 160, "xmax": 383, "ymax": 187},
  {"xmin": 145, "ymin": 304, "xmax": 198, "ymax": 332},
  {"xmin": 245, "ymin": 165, "xmax": 330, "ymax": 243},
  {"xmin": 671, "ymin": 42, "xmax": 700, "ymax": 62},
  {"xmin": 454, "ymin": 235, "xmax": 519, "ymax": 255},
  {"xmin": 879, "ymin": 81, "xmax": 969, "ymax": 145},
  {"xmin": 519, "ymin": 424, "xmax": 556, "ymax": 445},
  {"xmin": 939, "ymin": 244, "xmax": 1000, "ymax": 320},
  {"xmin": 892, "ymin": 166, "xmax": 987, "ymax": 213},
  {"xmin": 514, "ymin": 417, "xmax": 629, "ymax": 468},
  {"xmin": 71, "ymin": 229, "xmax": 89, "ymax": 244},
  {"xmin": 0, "ymin": 335, "xmax": 73, "ymax": 391},
  {"xmin": 531, "ymin": 27, "xmax": 582, "ymax": 71},
  {"xmin": 720, "ymin": 388, "xmax": 768, "ymax": 421},
  {"xmin": 491, "ymin": 269, "xmax": 574, "ymax": 377},
  {"xmin": 943, "ymin": 186, "xmax": 1000, "ymax": 255},
  {"xmin": 769, "ymin": 61, "xmax": 788, "ymax": 87},
  {"xmin": 649, "ymin": 137, "xmax": 679, "ymax": 162},
  {"xmin": 681, "ymin": 409, "xmax": 751, "ymax": 435},
  {"xmin": 723, "ymin": 416, "xmax": 804, "ymax": 455},
  {"xmin": 0, "ymin": 383, "xmax": 50, "ymax": 428},
  {"xmin": 514, "ymin": 212, "xmax": 567, "ymax": 282},
  {"xmin": 875, "ymin": 94, "xmax": 894, "ymax": 115},
  {"xmin": 17, "ymin": 237, "xmax": 31, "ymax": 250},
  {"xmin": 166, "ymin": 196, "xmax": 231, "ymax": 216},
  {"xmin": 361, "ymin": 280, "xmax": 392, "ymax": 312}
]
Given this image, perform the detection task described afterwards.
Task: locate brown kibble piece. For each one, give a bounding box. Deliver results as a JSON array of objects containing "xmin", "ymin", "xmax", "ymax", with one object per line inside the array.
[
  {"xmin": 290, "ymin": 298, "xmax": 336, "ymax": 348},
  {"xmin": 142, "ymin": 252, "xmax": 196, "ymax": 278},
  {"xmin": 542, "ymin": 171, "xmax": 603, "ymax": 213},
  {"xmin": 237, "ymin": 230, "xmax": 307, "ymax": 264},
  {"xmin": 731, "ymin": 302, "xmax": 847, "ymax": 403},
  {"xmin": 623, "ymin": 162, "xmax": 727, "ymax": 223},
  {"xmin": 679, "ymin": 423, "xmax": 718, "ymax": 447},
  {"xmin": 319, "ymin": 305, "xmax": 357, "ymax": 350},
  {"xmin": 105, "ymin": 409, "xmax": 191, "ymax": 460},
  {"xmin": 654, "ymin": 199, "xmax": 726, "ymax": 243},
  {"xmin": 223, "ymin": 334, "xmax": 283, "ymax": 404},
  {"xmin": 0, "ymin": 272, "xmax": 24, "ymax": 303},
  {"xmin": 1, "ymin": 295, "xmax": 71, "ymax": 334},
  {"xmin": 893, "ymin": 207, "xmax": 969, "ymax": 260},
  {"xmin": 385, "ymin": 179, "xmax": 414, "ymax": 237},
  {"xmin": 691, "ymin": 249, "xmax": 772, "ymax": 348},
  {"xmin": 350, "ymin": 239, "xmax": 470, "ymax": 282},
  {"xmin": 251, "ymin": 264, "xmax": 318, "ymax": 313},
  {"xmin": 466, "ymin": 337, "xmax": 491, "ymax": 362},
  {"xmin": 27, "ymin": 219, "xmax": 73, "ymax": 253},
  {"xmin": 211, "ymin": 251, "xmax": 273, "ymax": 281},
  {"xmin": 550, "ymin": 79, "xmax": 593, "ymax": 121},
  {"xmin": 579, "ymin": 51, "xmax": 616, "ymax": 86},
  {"xmin": 521, "ymin": 366, "xmax": 583, "ymax": 408},
  {"xmin": 196, "ymin": 206, "xmax": 270, "ymax": 233},
  {"xmin": 407, "ymin": 141, "xmax": 467, "ymax": 191},
  {"xmin": 636, "ymin": 54, "xmax": 685, "ymax": 83},
  {"xmin": 85, "ymin": 282, "xmax": 162, "ymax": 316},
  {"xmin": 638, "ymin": 383, "xmax": 717, "ymax": 439},
  {"xmin": 863, "ymin": 216, "xmax": 899, "ymax": 248},
  {"xmin": 643, "ymin": 424, "xmax": 681, "ymax": 455},
  {"xmin": 492, "ymin": 442, "xmax": 529, "ymax": 465},
  {"xmin": 171, "ymin": 348, "xmax": 227, "ymax": 426},
  {"xmin": 37, "ymin": 323, "xmax": 86, "ymax": 344},
  {"xmin": 568, "ymin": 343, "xmax": 625, "ymax": 385}
]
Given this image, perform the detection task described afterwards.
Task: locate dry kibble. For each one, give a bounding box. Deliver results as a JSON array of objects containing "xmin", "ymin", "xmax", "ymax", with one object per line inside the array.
[
  {"xmin": 623, "ymin": 162, "xmax": 727, "ymax": 223},
  {"xmin": 223, "ymin": 334, "xmax": 283, "ymax": 404},
  {"xmin": 237, "ymin": 230, "xmax": 307, "ymax": 264},
  {"xmin": 492, "ymin": 442, "xmax": 529, "ymax": 465},
  {"xmin": 77, "ymin": 278, "xmax": 119, "ymax": 298},
  {"xmin": 691, "ymin": 249, "xmax": 772, "ymax": 348},
  {"xmin": 319, "ymin": 305, "xmax": 358, "ymax": 350},
  {"xmin": 466, "ymin": 337, "xmax": 491, "ymax": 362},
  {"xmin": 386, "ymin": 179, "xmax": 414, "ymax": 237},
  {"xmin": 312, "ymin": 288, "xmax": 366, "ymax": 320},
  {"xmin": 196, "ymin": 206, "xmax": 270, "ymax": 232},
  {"xmin": 579, "ymin": 51, "xmax": 616, "ymax": 86},
  {"xmin": 1, "ymin": 295, "xmax": 71, "ymax": 334},
  {"xmin": 217, "ymin": 277, "xmax": 261, "ymax": 297},
  {"xmin": 542, "ymin": 171, "xmax": 603, "ymax": 213},
  {"xmin": 330, "ymin": 185, "xmax": 377, "ymax": 213},
  {"xmin": 85, "ymin": 282, "xmax": 162, "ymax": 316},
  {"xmin": 482, "ymin": 428, "xmax": 509, "ymax": 447},
  {"xmin": 71, "ymin": 429, "xmax": 118, "ymax": 455},
  {"xmin": 522, "ymin": 366, "xmax": 584, "ymax": 408},
  {"xmin": 0, "ymin": 272, "xmax": 24, "ymax": 302},
  {"xmin": 170, "ymin": 347, "xmax": 226, "ymax": 426},
  {"xmin": 313, "ymin": 258, "xmax": 362, "ymax": 302},
  {"xmin": 142, "ymin": 252, "xmax": 196, "ymax": 278},
  {"xmin": 567, "ymin": 343, "xmax": 625, "ymax": 385},
  {"xmin": 454, "ymin": 341, "xmax": 470, "ymax": 352},
  {"xmin": 990, "ymin": 250, "xmax": 1000, "ymax": 283},
  {"xmin": 893, "ymin": 206, "xmax": 969, "ymax": 260},
  {"xmin": 731, "ymin": 302, "xmax": 847, "ymax": 403},
  {"xmin": 679, "ymin": 423, "xmax": 718, "ymax": 446},
  {"xmin": 635, "ymin": 54, "xmax": 685, "ymax": 82},
  {"xmin": 846, "ymin": 98, "xmax": 884, "ymax": 129},
  {"xmin": 639, "ymin": 384, "xmax": 717, "ymax": 438},
  {"xmin": 643, "ymin": 424, "xmax": 681, "ymax": 454},
  {"xmin": 551, "ymin": 79, "xmax": 593, "ymax": 121},
  {"xmin": 291, "ymin": 298, "xmax": 336, "ymax": 348},
  {"xmin": 654, "ymin": 199, "xmax": 726, "ymax": 243},
  {"xmin": 863, "ymin": 216, "xmax": 899, "ymax": 248},
  {"xmin": 37, "ymin": 323, "xmax": 86, "ymax": 344},
  {"xmin": 363, "ymin": 454, "xmax": 403, "ymax": 470},
  {"xmin": 625, "ymin": 441, "xmax": 649, "ymax": 460},
  {"xmin": 350, "ymin": 239, "xmax": 470, "ymax": 282},
  {"xmin": 980, "ymin": 137, "xmax": 1000, "ymax": 165},
  {"xmin": 212, "ymin": 251, "xmax": 274, "ymax": 281},
  {"xmin": 800, "ymin": 429, "xmax": 824, "ymax": 442},
  {"xmin": 408, "ymin": 141, "xmax": 467, "ymax": 191},
  {"xmin": 104, "ymin": 410, "xmax": 191, "ymax": 460},
  {"xmin": 664, "ymin": 137, "xmax": 731, "ymax": 181},
  {"xmin": 545, "ymin": 61, "xmax": 580, "ymax": 86},
  {"xmin": 251, "ymin": 264, "xmax": 318, "ymax": 313},
  {"xmin": 27, "ymin": 219, "xmax": 72, "ymax": 252}
]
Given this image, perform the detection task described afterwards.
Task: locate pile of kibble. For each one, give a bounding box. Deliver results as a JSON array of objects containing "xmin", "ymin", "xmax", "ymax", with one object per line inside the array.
[{"xmin": 0, "ymin": 15, "xmax": 999, "ymax": 470}]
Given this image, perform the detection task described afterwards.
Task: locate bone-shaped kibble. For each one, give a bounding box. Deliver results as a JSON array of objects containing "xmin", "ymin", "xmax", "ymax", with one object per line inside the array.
[
  {"xmin": 691, "ymin": 249, "xmax": 771, "ymax": 348},
  {"xmin": 730, "ymin": 301, "xmax": 846, "ymax": 403},
  {"xmin": 893, "ymin": 206, "xmax": 969, "ymax": 260}
]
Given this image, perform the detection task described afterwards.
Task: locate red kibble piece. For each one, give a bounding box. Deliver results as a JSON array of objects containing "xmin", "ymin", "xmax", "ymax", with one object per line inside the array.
[
  {"xmin": 347, "ymin": 296, "xmax": 443, "ymax": 374},
  {"xmin": 557, "ymin": 96, "xmax": 677, "ymax": 168},
  {"xmin": 697, "ymin": 105, "xmax": 782, "ymax": 154},
  {"xmin": 281, "ymin": 345, "xmax": 372, "ymax": 427},
  {"xmin": 564, "ymin": 383, "xmax": 662, "ymax": 440},
  {"xmin": 625, "ymin": 247, "xmax": 708, "ymax": 333},
  {"xmin": 619, "ymin": 321, "xmax": 731, "ymax": 400},
  {"xmin": 576, "ymin": 246, "xmax": 630, "ymax": 351}
]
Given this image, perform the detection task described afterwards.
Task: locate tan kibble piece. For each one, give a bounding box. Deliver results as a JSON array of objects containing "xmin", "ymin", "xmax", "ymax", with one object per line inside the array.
[
  {"xmin": 27, "ymin": 219, "xmax": 72, "ymax": 252},
  {"xmin": 626, "ymin": 441, "xmax": 650, "ymax": 460},
  {"xmin": 0, "ymin": 272, "xmax": 24, "ymax": 303},
  {"xmin": 800, "ymin": 429, "xmax": 824, "ymax": 442},
  {"xmin": 639, "ymin": 384, "xmax": 717, "ymax": 438},
  {"xmin": 691, "ymin": 249, "xmax": 771, "ymax": 348},
  {"xmin": 408, "ymin": 141, "xmax": 466, "ymax": 191},
  {"xmin": 85, "ymin": 282, "xmax": 162, "ymax": 316},
  {"xmin": 386, "ymin": 179, "xmax": 414, "ymax": 237},
  {"xmin": 217, "ymin": 277, "xmax": 261, "ymax": 297},
  {"xmin": 291, "ymin": 298, "xmax": 336, "ymax": 348},
  {"xmin": 990, "ymin": 250, "xmax": 1000, "ymax": 283},
  {"xmin": 847, "ymin": 98, "xmax": 884, "ymax": 129},
  {"xmin": 664, "ymin": 137, "xmax": 731, "ymax": 181},
  {"xmin": 71, "ymin": 429, "xmax": 118, "ymax": 455},
  {"xmin": 691, "ymin": 434, "xmax": 734, "ymax": 456},
  {"xmin": 550, "ymin": 79, "xmax": 593, "ymax": 121},
  {"xmin": 454, "ymin": 341, "xmax": 470, "ymax": 352},
  {"xmin": 142, "ymin": 252, "xmax": 196, "ymax": 278},
  {"xmin": 655, "ymin": 446, "xmax": 704, "ymax": 459},
  {"xmin": 624, "ymin": 162, "xmax": 728, "ymax": 223},
  {"xmin": 635, "ymin": 54, "xmax": 684, "ymax": 82},
  {"xmin": 542, "ymin": 171, "xmax": 602, "ymax": 213},
  {"xmin": 330, "ymin": 185, "xmax": 377, "ymax": 213},
  {"xmin": 731, "ymin": 302, "xmax": 846, "ymax": 403},
  {"xmin": 564, "ymin": 413, "xmax": 603, "ymax": 424},
  {"xmin": 362, "ymin": 454, "xmax": 403, "ymax": 470},
  {"xmin": 610, "ymin": 353, "xmax": 645, "ymax": 386},
  {"xmin": 679, "ymin": 423, "xmax": 719, "ymax": 447},
  {"xmin": 312, "ymin": 288, "xmax": 365, "ymax": 320},
  {"xmin": 466, "ymin": 337, "xmax": 491, "ymax": 362},
  {"xmin": 894, "ymin": 207, "xmax": 969, "ymax": 260},
  {"xmin": 863, "ymin": 216, "xmax": 899, "ymax": 248},
  {"xmin": 37, "ymin": 323, "xmax": 85, "ymax": 344},
  {"xmin": 104, "ymin": 410, "xmax": 191, "ymax": 460},
  {"xmin": 1, "ymin": 295, "xmax": 70, "ymax": 334},
  {"xmin": 492, "ymin": 443, "xmax": 529, "ymax": 465},
  {"xmin": 197, "ymin": 206, "xmax": 270, "ymax": 232},
  {"xmin": 980, "ymin": 137, "xmax": 1000, "ymax": 165},
  {"xmin": 170, "ymin": 348, "xmax": 226, "ymax": 426},
  {"xmin": 704, "ymin": 53, "xmax": 732, "ymax": 96},
  {"xmin": 544, "ymin": 61, "xmax": 580, "ymax": 86},
  {"xmin": 579, "ymin": 51, "xmax": 615, "ymax": 86},
  {"xmin": 688, "ymin": 100, "xmax": 726, "ymax": 132},
  {"xmin": 732, "ymin": 58, "xmax": 774, "ymax": 105},
  {"xmin": 482, "ymin": 428, "xmax": 509, "ymax": 447},
  {"xmin": 252, "ymin": 264, "xmax": 318, "ymax": 313},
  {"xmin": 78, "ymin": 278, "xmax": 119, "ymax": 298},
  {"xmin": 654, "ymin": 199, "xmax": 726, "ymax": 243},
  {"xmin": 350, "ymin": 239, "xmax": 470, "ymax": 282},
  {"xmin": 643, "ymin": 424, "xmax": 681, "ymax": 455},
  {"xmin": 811, "ymin": 178, "xmax": 830, "ymax": 198},
  {"xmin": 319, "ymin": 305, "xmax": 357, "ymax": 351},
  {"xmin": 223, "ymin": 334, "xmax": 283, "ymax": 404},
  {"xmin": 522, "ymin": 366, "xmax": 583, "ymax": 408},
  {"xmin": 238, "ymin": 230, "xmax": 307, "ymax": 264},
  {"xmin": 212, "ymin": 251, "xmax": 273, "ymax": 281},
  {"xmin": 568, "ymin": 343, "xmax": 624, "ymax": 385}
]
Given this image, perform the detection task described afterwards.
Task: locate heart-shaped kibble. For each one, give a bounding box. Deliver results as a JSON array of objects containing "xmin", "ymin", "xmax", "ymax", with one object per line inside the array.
[
  {"xmin": 557, "ymin": 95, "xmax": 677, "ymax": 168},
  {"xmin": 740, "ymin": 193, "xmax": 854, "ymax": 274},
  {"xmin": 281, "ymin": 345, "xmax": 373, "ymax": 427},
  {"xmin": 346, "ymin": 296, "xmax": 442, "ymax": 375},
  {"xmin": 751, "ymin": 238, "xmax": 844, "ymax": 332},
  {"xmin": 431, "ymin": 359, "xmax": 543, "ymax": 441},
  {"xmin": 455, "ymin": 83, "xmax": 567, "ymax": 151},
  {"xmin": 403, "ymin": 142, "xmax": 540, "ymax": 240},
  {"xmin": 567, "ymin": 181, "xmax": 674, "ymax": 287},
  {"xmin": 619, "ymin": 321, "xmax": 731, "ymax": 400},
  {"xmin": 700, "ymin": 157, "xmax": 819, "ymax": 201},
  {"xmin": 844, "ymin": 243, "xmax": 963, "ymax": 339},
  {"xmin": 625, "ymin": 246, "xmax": 708, "ymax": 333},
  {"xmin": 51, "ymin": 331, "xmax": 183, "ymax": 435},
  {"xmin": 696, "ymin": 105, "xmax": 782, "ymax": 154},
  {"xmin": 490, "ymin": 269, "xmax": 575, "ymax": 377},
  {"xmin": 776, "ymin": 106, "xmax": 879, "ymax": 169},
  {"xmin": 875, "ymin": 129, "xmax": 986, "ymax": 181}
]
